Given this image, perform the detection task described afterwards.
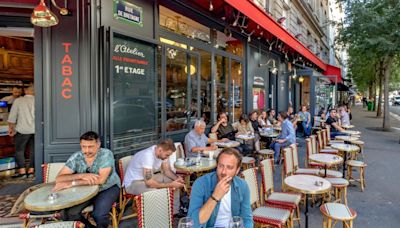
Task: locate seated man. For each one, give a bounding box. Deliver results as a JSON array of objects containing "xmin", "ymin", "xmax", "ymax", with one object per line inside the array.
[
  {"xmin": 185, "ymin": 119, "xmax": 220, "ymax": 157},
  {"xmin": 298, "ymin": 105, "xmax": 312, "ymax": 137},
  {"xmin": 211, "ymin": 112, "xmax": 252, "ymax": 155},
  {"xmin": 53, "ymin": 131, "xmax": 120, "ymax": 228},
  {"xmin": 326, "ymin": 109, "xmax": 346, "ymax": 138},
  {"xmin": 123, "ymin": 139, "xmax": 185, "ymax": 214},
  {"xmin": 188, "ymin": 148, "xmax": 253, "ymax": 228},
  {"xmin": 270, "ymin": 112, "xmax": 296, "ymax": 164},
  {"xmin": 339, "ymin": 106, "xmax": 351, "ymax": 126}
]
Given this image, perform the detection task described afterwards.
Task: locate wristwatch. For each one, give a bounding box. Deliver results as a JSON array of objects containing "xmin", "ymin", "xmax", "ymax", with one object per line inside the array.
[{"xmin": 71, "ymin": 180, "xmax": 76, "ymax": 186}]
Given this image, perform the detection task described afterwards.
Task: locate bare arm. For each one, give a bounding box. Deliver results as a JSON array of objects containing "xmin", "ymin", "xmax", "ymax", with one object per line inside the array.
[
  {"xmin": 143, "ymin": 168, "xmax": 184, "ymax": 189},
  {"xmin": 331, "ymin": 122, "xmax": 345, "ymax": 132},
  {"xmin": 161, "ymin": 162, "xmax": 179, "ymax": 181},
  {"xmin": 53, "ymin": 166, "xmax": 103, "ymax": 191},
  {"xmin": 211, "ymin": 120, "xmax": 223, "ymax": 133}
]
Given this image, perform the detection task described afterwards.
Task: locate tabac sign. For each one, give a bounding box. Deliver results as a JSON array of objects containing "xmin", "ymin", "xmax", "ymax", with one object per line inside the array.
[{"xmin": 113, "ymin": 0, "xmax": 143, "ymax": 27}]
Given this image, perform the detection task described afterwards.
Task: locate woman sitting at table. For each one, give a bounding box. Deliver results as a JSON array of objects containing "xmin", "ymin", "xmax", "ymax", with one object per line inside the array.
[
  {"xmin": 211, "ymin": 112, "xmax": 251, "ymax": 155},
  {"xmin": 258, "ymin": 110, "xmax": 272, "ymax": 128},
  {"xmin": 232, "ymin": 114, "xmax": 254, "ymax": 135}
]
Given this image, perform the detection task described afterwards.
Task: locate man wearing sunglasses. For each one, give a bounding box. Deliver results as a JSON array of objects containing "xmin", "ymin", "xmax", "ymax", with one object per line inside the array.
[{"xmin": 53, "ymin": 131, "xmax": 120, "ymax": 228}]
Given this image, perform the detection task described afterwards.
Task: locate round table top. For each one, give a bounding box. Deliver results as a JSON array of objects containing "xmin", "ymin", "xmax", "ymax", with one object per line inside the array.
[
  {"xmin": 342, "ymin": 125, "xmax": 355, "ymax": 129},
  {"xmin": 309, "ymin": 154, "xmax": 343, "ymax": 166},
  {"xmin": 174, "ymin": 157, "xmax": 217, "ymax": 172},
  {"xmin": 330, "ymin": 143, "xmax": 360, "ymax": 152},
  {"xmin": 335, "ymin": 135, "xmax": 360, "ymax": 142},
  {"xmin": 342, "ymin": 130, "xmax": 361, "ymax": 135},
  {"xmin": 214, "ymin": 140, "xmax": 240, "ymax": 148},
  {"xmin": 284, "ymin": 175, "xmax": 331, "ymax": 194},
  {"xmin": 273, "ymin": 126, "xmax": 282, "ymax": 131},
  {"xmin": 260, "ymin": 131, "xmax": 279, "ymax": 138},
  {"xmin": 24, "ymin": 183, "xmax": 99, "ymax": 212},
  {"xmin": 236, "ymin": 134, "xmax": 255, "ymax": 141}
]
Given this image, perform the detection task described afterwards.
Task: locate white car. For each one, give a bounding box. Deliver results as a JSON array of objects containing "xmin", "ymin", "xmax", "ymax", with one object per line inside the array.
[{"xmin": 393, "ymin": 96, "xmax": 400, "ymax": 106}]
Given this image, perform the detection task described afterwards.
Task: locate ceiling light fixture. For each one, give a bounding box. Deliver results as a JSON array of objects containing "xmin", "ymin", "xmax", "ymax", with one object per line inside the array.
[{"xmin": 259, "ymin": 59, "xmax": 278, "ymax": 75}]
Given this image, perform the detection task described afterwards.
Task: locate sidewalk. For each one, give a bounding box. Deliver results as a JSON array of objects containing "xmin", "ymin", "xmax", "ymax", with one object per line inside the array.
[{"xmin": 1, "ymin": 104, "xmax": 400, "ymax": 227}]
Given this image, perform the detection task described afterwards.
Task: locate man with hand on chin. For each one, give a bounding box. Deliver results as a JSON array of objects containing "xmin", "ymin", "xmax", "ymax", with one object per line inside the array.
[
  {"xmin": 188, "ymin": 148, "xmax": 253, "ymax": 228},
  {"xmin": 53, "ymin": 131, "xmax": 120, "ymax": 228}
]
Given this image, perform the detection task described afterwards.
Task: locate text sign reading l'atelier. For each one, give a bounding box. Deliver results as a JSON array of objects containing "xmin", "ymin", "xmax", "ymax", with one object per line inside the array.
[
  {"xmin": 61, "ymin": 43, "xmax": 73, "ymax": 99},
  {"xmin": 112, "ymin": 36, "xmax": 152, "ymax": 79}
]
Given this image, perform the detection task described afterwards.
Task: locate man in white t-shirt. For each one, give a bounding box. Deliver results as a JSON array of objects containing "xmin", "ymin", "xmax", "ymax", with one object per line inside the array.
[{"xmin": 123, "ymin": 138, "xmax": 185, "ymax": 213}]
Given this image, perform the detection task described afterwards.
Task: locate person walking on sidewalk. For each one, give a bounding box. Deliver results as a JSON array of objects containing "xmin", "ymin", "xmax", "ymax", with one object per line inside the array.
[{"xmin": 8, "ymin": 85, "xmax": 35, "ymax": 178}]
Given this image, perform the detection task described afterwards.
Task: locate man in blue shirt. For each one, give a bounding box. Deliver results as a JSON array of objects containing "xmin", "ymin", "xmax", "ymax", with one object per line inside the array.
[
  {"xmin": 270, "ymin": 111, "xmax": 296, "ymax": 164},
  {"xmin": 185, "ymin": 119, "xmax": 219, "ymax": 157},
  {"xmin": 53, "ymin": 131, "xmax": 120, "ymax": 228},
  {"xmin": 188, "ymin": 148, "xmax": 253, "ymax": 228}
]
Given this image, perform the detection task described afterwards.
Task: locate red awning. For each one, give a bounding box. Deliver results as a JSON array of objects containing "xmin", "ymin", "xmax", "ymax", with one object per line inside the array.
[
  {"xmin": 323, "ymin": 64, "xmax": 343, "ymax": 83},
  {"xmin": 224, "ymin": 0, "xmax": 327, "ymax": 71}
]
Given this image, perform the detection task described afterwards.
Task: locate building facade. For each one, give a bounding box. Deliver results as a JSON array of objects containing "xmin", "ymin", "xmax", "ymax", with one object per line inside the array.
[{"xmin": 0, "ymin": 0, "xmax": 342, "ymax": 181}]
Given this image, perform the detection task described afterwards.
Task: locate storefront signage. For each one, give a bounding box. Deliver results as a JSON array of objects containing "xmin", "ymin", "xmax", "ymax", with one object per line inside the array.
[
  {"xmin": 112, "ymin": 35, "xmax": 153, "ymax": 78},
  {"xmin": 61, "ymin": 42, "xmax": 73, "ymax": 99},
  {"xmin": 253, "ymin": 76, "xmax": 265, "ymax": 86},
  {"xmin": 113, "ymin": 0, "xmax": 143, "ymax": 27}
]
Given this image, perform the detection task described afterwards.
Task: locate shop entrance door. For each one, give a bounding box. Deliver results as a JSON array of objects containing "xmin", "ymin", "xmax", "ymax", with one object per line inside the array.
[{"xmin": 160, "ymin": 44, "xmax": 201, "ymax": 140}]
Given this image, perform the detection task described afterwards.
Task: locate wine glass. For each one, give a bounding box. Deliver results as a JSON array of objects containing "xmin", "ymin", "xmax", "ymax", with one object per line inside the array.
[
  {"xmin": 178, "ymin": 217, "xmax": 194, "ymax": 228},
  {"xmin": 230, "ymin": 216, "xmax": 243, "ymax": 228}
]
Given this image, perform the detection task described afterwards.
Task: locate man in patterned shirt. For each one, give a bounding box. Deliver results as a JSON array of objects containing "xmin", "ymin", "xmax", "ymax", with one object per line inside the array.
[{"xmin": 53, "ymin": 131, "xmax": 120, "ymax": 228}]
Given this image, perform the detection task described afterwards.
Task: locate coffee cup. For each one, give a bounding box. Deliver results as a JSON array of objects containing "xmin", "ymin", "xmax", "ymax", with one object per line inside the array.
[
  {"xmin": 177, "ymin": 158, "xmax": 184, "ymax": 165},
  {"xmin": 209, "ymin": 150, "xmax": 215, "ymax": 160}
]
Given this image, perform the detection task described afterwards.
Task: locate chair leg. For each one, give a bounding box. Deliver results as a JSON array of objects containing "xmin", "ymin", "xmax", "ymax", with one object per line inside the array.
[
  {"xmin": 327, "ymin": 218, "xmax": 332, "ymax": 228},
  {"xmin": 360, "ymin": 167, "xmax": 365, "ymax": 192},
  {"xmin": 344, "ymin": 187, "xmax": 348, "ymax": 205},
  {"xmin": 110, "ymin": 205, "xmax": 118, "ymax": 228},
  {"xmin": 322, "ymin": 216, "xmax": 327, "ymax": 228}
]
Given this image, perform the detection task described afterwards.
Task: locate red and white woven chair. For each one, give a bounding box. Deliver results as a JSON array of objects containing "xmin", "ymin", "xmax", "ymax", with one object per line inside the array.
[
  {"xmin": 282, "ymin": 147, "xmax": 294, "ymax": 190},
  {"xmin": 117, "ymin": 155, "xmax": 136, "ymax": 222},
  {"xmin": 325, "ymin": 126, "xmax": 345, "ymax": 144},
  {"xmin": 30, "ymin": 221, "xmax": 84, "ymax": 228},
  {"xmin": 135, "ymin": 188, "xmax": 174, "ymax": 228},
  {"xmin": 242, "ymin": 167, "xmax": 293, "ymax": 228},
  {"xmin": 260, "ymin": 159, "xmax": 302, "ymax": 227},
  {"xmin": 320, "ymin": 203, "xmax": 357, "ymax": 228},
  {"xmin": 305, "ymin": 137, "xmax": 325, "ymax": 168},
  {"xmin": 316, "ymin": 130, "xmax": 339, "ymax": 154}
]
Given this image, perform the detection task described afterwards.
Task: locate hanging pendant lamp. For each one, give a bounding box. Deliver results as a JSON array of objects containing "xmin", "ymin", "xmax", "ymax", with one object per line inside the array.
[{"xmin": 31, "ymin": 0, "xmax": 59, "ymax": 27}]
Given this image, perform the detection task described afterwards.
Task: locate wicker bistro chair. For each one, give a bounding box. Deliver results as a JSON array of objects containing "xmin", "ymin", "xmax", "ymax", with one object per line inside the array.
[
  {"xmin": 30, "ymin": 221, "xmax": 85, "ymax": 228},
  {"xmin": 320, "ymin": 203, "xmax": 357, "ymax": 228},
  {"xmin": 292, "ymin": 144, "xmax": 342, "ymax": 178},
  {"xmin": 325, "ymin": 178, "xmax": 349, "ymax": 205},
  {"xmin": 346, "ymin": 160, "xmax": 367, "ymax": 192},
  {"xmin": 117, "ymin": 155, "xmax": 136, "ymax": 222},
  {"xmin": 135, "ymin": 188, "xmax": 174, "ymax": 228},
  {"xmin": 316, "ymin": 131, "xmax": 339, "ymax": 154},
  {"xmin": 260, "ymin": 159, "xmax": 301, "ymax": 227},
  {"xmin": 242, "ymin": 168, "xmax": 293, "ymax": 228},
  {"xmin": 282, "ymin": 147, "xmax": 295, "ymax": 191},
  {"xmin": 324, "ymin": 126, "xmax": 345, "ymax": 144},
  {"xmin": 305, "ymin": 137, "xmax": 324, "ymax": 168}
]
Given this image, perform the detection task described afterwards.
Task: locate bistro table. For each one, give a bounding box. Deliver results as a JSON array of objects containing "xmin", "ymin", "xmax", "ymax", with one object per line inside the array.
[
  {"xmin": 214, "ymin": 140, "xmax": 240, "ymax": 148},
  {"xmin": 335, "ymin": 135, "xmax": 360, "ymax": 142},
  {"xmin": 235, "ymin": 134, "xmax": 255, "ymax": 141},
  {"xmin": 309, "ymin": 154, "xmax": 343, "ymax": 177},
  {"xmin": 24, "ymin": 183, "xmax": 99, "ymax": 212},
  {"xmin": 284, "ymin": 175, "xmax": 331, "ymax": 228},
  {"xmin": 342, "ymin": 130, "xmax": 361, "ymax": 136},
  {"xmin": 330, "ymin": 143, "xmax": 360, "ymax": 176},
  {"xmin": 259, "ymin": 131, "xmax": 279, "ymax": 138},
  {"xmin": 342, "ymin": 125, "xmax": 355, "ymax": 129},
  {"xmin": 175, "ymin": 157, "xmax": 217, "ymax": 190}
]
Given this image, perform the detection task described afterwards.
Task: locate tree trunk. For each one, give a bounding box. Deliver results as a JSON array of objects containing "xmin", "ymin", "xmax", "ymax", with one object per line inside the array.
[
  {"xmin": 376, "ymin": 66, "xmax": 383, "ymax": 117},
  {"xmin": 383, "ymin": 56, "xmax": 394, "ymax": 130},
  {"xmin": 372, "ymin": 80, "xmax": 376, "ymax": 111}
]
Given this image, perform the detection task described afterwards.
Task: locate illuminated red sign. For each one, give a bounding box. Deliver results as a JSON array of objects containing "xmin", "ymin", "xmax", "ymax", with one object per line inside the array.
[{"xmin": 61, "ymin": 42, "xmax": 73, "ymax": 99}]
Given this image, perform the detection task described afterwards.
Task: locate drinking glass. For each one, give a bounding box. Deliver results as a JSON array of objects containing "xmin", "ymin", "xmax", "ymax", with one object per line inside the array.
[
  {"xmin": 178, "ymin": 217, "xmax": 194, "ymax": 228},
  {"xmin": 230, "ymin": 216, "xmax": 243, "ymax": 228}
]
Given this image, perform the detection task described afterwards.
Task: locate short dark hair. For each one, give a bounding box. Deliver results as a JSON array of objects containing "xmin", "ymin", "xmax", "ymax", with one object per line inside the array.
[
  {"xmin": 279, "ymin": 111, "xmax": 288, "ymax": 119},
  {"xmin": 329, "ymin": 108, "xmax": 336, "ymax": 113},
  {"xmin": 157, "ymin": 138, "xmax": 176, "ymax": 152},
  {"xmin": 80, "ymin": 131, "xmax": 100, "ymax": 141},
  {"xmin": 249, "ymin": 110, "xmax": 258, "ymax": 116},
  {"xmin": 216, "ymin": 148, "xmax": 242, "ymax": 168},
  {"xmin": 217, "ymin": 112, "xmax": 228, "ymax": 120},
  {"xmin": 239, "ymin": 114, "xmax": 249, "ymax": 123}
]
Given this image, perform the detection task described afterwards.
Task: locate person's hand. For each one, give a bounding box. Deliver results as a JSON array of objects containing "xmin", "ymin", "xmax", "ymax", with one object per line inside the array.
[
  {"xmin": 52, "ymin": 182, "xmax": 71, "ymax": 192},
  {"xmin": 221, "ymin": 138, "xmax": 229, "ymax": 142},
  {"xmin": 276, "ymin": 139, "xmax": 284, "ymax": 143},
  {"xmin": 170, "ymin": 179, "xmax": 185, "ymax": 189},
  {"xmin": 213, "ymin": 176, "xmax": 232, "ymax": 201},
  {"xmin": 79, "ymin": 173, "xmax": 100, "ymax": 185},
  {"xmin": 209, "ymin": 145, "xmax": 218, "ymax": 150},
  {"xmin": 8, "ymin": 128, "xmax": 16, "ymax": 137},
  {"xmin": 176, "ymin": 176, "xmax": 185, "ymax": 184}
]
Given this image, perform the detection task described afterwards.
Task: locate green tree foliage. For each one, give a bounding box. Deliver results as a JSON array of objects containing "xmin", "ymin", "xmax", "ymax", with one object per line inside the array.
[{"xmin": 337, "ymin": 0, "xmax": 400, "ymax": 129}]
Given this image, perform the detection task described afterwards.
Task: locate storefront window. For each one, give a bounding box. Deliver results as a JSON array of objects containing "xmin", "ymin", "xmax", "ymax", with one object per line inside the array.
[
  {"xmin": 192, "ymin": 48, "xmax": 211, "ymax": 125},
  {"xmin": 159, "ymin": 6, "xmax": 210, "ymax": 43},
  {"xmin": 214, "ymin": 30, "xmax": 243, "ymax": 57},
  {"xmin": 215, "ymin": 55, "xmax": 229, "ymax": 119},
  {"xmin": 315, "ymin": 77, "xmax": 333, "ymax": 115},
  {"xmin": 231, "ymin": 60, "xmax": 243, "ymax": 121}
]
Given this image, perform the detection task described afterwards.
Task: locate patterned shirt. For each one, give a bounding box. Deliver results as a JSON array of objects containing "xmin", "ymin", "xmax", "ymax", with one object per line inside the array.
[{"xmin": 65, "ymin": 148, "xmax": 121, "ymax": 191}]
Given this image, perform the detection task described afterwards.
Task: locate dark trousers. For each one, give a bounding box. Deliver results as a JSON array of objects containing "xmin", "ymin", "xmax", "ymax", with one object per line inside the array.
[
  {"xmin": 235, "ymin": 144, "xmax": 252, "ymax": 156},
  {"xmin": 270, "ymin": 140, "xmax": 291, "ymax": 163},
  {"xmin": 15, "ymin": 133, "xmax": 35, "ymax": 169},
  {"xmin": 61, "ymin": 185, "xmax": 120, "ymax": 228}
]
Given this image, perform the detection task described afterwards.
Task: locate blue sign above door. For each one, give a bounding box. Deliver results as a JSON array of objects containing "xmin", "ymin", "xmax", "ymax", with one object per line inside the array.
[{"xmin": 113, "ymin": 0, "xmax": 143, "ymax": 27}]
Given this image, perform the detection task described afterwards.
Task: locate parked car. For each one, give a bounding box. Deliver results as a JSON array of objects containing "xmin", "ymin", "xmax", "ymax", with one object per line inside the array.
[{"xmin": 393, "ymin": 96, "xmax": 400, "ymax": 106}]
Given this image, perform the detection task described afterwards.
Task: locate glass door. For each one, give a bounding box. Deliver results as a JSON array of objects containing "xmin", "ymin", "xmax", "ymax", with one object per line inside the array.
[{"xmin": 161, "ymin": 43, "xmax": 200, "ymax": 137}]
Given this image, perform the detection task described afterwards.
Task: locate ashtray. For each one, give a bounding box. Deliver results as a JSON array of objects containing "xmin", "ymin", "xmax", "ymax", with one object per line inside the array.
[
  {"xmin": 48, "ymin": 192, "xmax": 58, "ymax": 201},
  {"xmin": 333, "ymin": 156, "xmax": 339, "ymax": 160},
  {"xmin": 314, "ymin": 181, "xmax": 323, "ymax": 186}
]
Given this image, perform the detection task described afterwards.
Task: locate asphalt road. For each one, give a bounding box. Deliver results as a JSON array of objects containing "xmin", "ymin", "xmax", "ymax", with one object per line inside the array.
[{"xmin": 390, "ymin": 105, "xmax": 400, "ymax": 116}]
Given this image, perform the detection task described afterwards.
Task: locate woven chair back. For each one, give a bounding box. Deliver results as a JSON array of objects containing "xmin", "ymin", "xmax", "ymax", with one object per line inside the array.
[
  {"xmin": 42, "ymin": 163, "xmax": 65, "ymax": 183},
  {"xmin": 290, "ymin": 144, "xmax": 299, "ymax": 170},
  {"xmin": 260, "ymin": 159, "xmax": 274, "ymax": 195},
  {"xmin": 118, "ymin": 155, "xmax": 134, "ymax": 183},
  {"xmin": 283, "ymin": 147, "xmax": 294, "ymax": 176},
  {"xmin": 242, "ymin": 167, "xmax": 260, "ymax": 207}
]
